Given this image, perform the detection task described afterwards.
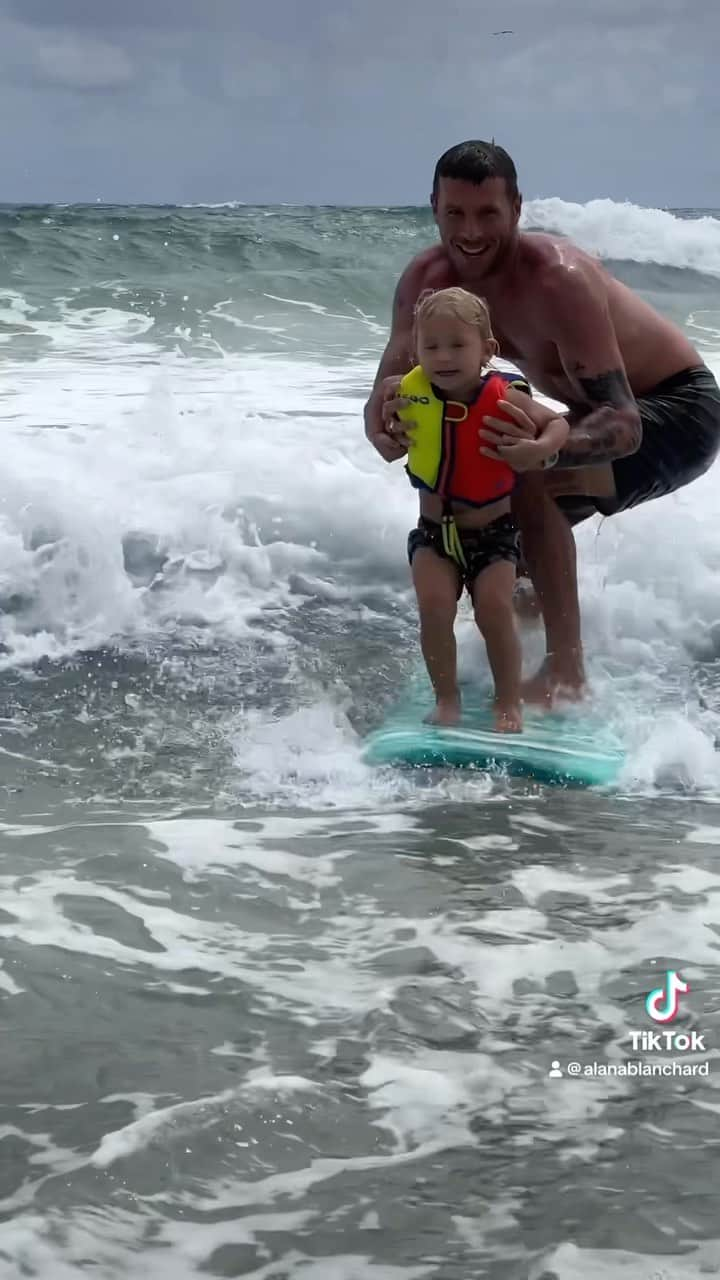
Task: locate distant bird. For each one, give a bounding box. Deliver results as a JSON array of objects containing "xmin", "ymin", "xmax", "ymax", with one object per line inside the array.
[{"xmin": 492, "ymin": 29, "xmax": 514, "ymax": 35}]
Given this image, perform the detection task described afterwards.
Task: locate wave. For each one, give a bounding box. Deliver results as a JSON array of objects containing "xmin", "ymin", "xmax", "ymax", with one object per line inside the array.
[
  {"xmin": 0, "ymin": 200, "xmax": 718, "ymax": 309},
  {"xmin": 523, "ymin": 198, "xmax": 720, "ymax": 276}
]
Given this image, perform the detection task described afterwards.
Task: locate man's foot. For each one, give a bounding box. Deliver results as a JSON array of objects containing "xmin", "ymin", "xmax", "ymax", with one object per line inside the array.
[
  {"xmin": 522, "ymin": 658, "xmax": 586, "ymax": 709},
  {"xmin": 424, "ymin": 696, "xmax": 462, "ymax": 726},
  {"xmin": 494, "ymin": 702, "xmax": 523, "ymax": 734}
]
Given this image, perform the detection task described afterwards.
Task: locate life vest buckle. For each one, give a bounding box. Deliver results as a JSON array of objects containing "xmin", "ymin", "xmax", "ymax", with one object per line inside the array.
[{"xmin": 444, "ymin": 401, "xmax": 469, "ymax": 424}]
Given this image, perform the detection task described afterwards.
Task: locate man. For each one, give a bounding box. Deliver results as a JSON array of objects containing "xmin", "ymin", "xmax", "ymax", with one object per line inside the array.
[{"xmin": 364, "ymin": 140, "xmax": 720, "ymax": 704}]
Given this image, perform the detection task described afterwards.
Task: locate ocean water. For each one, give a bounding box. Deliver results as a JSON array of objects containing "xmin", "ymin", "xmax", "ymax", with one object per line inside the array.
[{"xmin": 1, "ymin": 198, "xmax": 720, "ymax": 1279}]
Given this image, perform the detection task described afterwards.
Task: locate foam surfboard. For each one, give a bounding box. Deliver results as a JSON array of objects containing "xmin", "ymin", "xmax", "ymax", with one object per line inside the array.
[{"xmin": 363, "ymin": 676, "xmax": 625, "ymax": 787}]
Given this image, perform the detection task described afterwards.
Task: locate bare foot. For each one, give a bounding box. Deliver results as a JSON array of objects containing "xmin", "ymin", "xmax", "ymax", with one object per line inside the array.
[
  {"xmin": 521, "ymin": 659, "xmax": 586, "ymax": 709},
  {"xmin": 494, "ymin": 703, "xmax": 523, "ymax": 733},
  {"xmin": 424, "ymin": 696, "xmax": 462, "ymax": 726}
]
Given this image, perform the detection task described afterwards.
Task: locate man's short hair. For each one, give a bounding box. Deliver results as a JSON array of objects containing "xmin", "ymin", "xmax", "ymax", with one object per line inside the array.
[{"xmin": 432, "ymin": 141, "xmax": 519, "ymax": 200}]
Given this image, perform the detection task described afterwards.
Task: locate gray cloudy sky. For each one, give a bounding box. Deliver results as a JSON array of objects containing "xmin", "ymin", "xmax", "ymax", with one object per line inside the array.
[{"xmin": 0, "ymin": 0, "xmax": 716, "ymax": 206}]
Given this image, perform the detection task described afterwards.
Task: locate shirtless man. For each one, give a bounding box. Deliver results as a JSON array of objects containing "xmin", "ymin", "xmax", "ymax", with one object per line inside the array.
[{"xmin": 364, "ymin": 140, "xmax": 720, "ymax": 703}]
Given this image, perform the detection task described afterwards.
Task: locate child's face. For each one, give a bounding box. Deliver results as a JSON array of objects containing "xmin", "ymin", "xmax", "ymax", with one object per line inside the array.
[{"xmin": 416, "ymin": 313, "xmax": 494, "ymax": 398}]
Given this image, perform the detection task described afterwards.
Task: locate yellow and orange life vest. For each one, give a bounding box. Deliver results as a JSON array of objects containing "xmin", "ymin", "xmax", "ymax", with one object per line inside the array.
[{"xmin": 399, "ymin": 366, "xmax": 531, "ymax": 507}]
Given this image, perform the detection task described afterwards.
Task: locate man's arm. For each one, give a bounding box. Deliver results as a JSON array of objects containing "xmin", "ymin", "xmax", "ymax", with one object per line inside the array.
[
  {"xmin": 363, "ymin": 262, "xmax": 418, "ymax": 457},
  {"xmin": 542, "ymin": 261, "xmax": 642, "ymax": 469}
]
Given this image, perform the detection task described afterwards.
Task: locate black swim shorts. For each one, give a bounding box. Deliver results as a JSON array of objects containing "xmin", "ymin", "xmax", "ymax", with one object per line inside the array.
[
  {"xmin": 407, "ymin": 513, "xmax": 520, "ymax": 596},
  {"xmin": 556, "ymin": 364, "xmax": 720, "ymax": 525}
]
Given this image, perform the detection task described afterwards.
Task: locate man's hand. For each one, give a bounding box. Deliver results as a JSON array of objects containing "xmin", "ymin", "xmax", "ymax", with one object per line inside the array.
[
  {"xmin": 370, "ymin": 428, "xmax": 410, "ymax": 463},
  {"xmin": 366, "ymin": 375, "xmax": 416, "ymax": 462}
]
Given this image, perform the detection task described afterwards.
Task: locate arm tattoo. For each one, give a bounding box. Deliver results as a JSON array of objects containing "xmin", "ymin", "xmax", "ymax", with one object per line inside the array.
[
  {"xmin": 557, "ymin": 366, "xmax": 642, "ymax": 467},
  {"xmin": 576, "ymin": 368, "xmax": 634, "ymax": 409}
]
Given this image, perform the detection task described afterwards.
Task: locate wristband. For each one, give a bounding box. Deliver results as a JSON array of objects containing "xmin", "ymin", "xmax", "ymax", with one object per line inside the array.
[{"xmin": 541, "ymin": 451, "xmax": 559, "ymax": 470}]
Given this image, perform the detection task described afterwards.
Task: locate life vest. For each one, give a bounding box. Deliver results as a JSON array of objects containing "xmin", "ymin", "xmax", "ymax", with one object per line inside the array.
[{"xmin": 399, "ymin": 366, "xmax": 531, "ymax": 508}]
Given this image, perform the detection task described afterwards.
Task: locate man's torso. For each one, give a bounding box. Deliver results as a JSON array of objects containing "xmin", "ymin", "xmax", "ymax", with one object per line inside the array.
[
  {"xmin": 407, "ymin": 234, "xmax": 700, "ymax": 404},
  {"xmin": 404, "ymin": 235, "xmax": 701, "ymax": 503}
]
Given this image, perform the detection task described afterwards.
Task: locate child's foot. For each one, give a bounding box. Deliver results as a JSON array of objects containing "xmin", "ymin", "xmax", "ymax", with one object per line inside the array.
[
  {"xmin": 494, "ymin": 702, "xmax": 523, "ymax": 733},
  {"xmin": 424, "ymin": 696, "xmax": 462, "ymax": 726}
]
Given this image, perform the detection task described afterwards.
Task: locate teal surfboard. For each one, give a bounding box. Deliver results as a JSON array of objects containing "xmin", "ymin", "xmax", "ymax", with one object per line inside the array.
[{"xmin": 363, "ymin": 677, "xmax": 625, "ymax": 787}]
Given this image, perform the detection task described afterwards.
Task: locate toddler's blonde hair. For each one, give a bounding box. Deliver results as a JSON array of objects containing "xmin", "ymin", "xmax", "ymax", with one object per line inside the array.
[{"xmin": 413, "ymin": 286, "xmax": 495, "ymax": 346}]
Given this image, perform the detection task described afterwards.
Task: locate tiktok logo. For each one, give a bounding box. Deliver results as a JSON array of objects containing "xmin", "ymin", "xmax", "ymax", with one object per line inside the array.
[{"xmin": 645, "ymin": 970, "xmax": 690, "ymax": 1023}]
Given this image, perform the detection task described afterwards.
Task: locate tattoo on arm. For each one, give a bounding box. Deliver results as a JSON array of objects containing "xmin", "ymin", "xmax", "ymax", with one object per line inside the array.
[
  {"xmin": 557, "ymin": 366, "xmax": 642, "ymax": 467},
  {"xmin": 576, "ymin": 367, "xmax": 634, "ymax": 409}
]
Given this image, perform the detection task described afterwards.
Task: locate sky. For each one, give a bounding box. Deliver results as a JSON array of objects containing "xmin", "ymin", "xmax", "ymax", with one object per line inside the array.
[{"xmin": 0, "ymin": 0, "xmax": 717, "ymax": 207}]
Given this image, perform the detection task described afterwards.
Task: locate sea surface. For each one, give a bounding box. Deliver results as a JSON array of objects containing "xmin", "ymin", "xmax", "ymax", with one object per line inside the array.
[{"xmin": 1, "ymin": 199, "xmax": 720, "ymax": 1279}]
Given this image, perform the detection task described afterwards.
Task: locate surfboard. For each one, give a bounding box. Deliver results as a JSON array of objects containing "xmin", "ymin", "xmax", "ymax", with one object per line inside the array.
[{"xmin": 363, "ymin": 676, "xmax": 625, "ymax": 787}]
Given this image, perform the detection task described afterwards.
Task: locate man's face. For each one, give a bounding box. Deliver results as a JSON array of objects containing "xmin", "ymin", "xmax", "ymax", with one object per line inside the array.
[{"xmin": 432, "ymin": 176, "xmax": 521, "ymax": 280}]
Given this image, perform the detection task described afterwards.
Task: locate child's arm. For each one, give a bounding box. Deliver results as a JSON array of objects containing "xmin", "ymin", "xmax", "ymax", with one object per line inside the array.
[
  {"xmin": 533, "ymin": 413, "xmax": 570, "ymax": 469},
  {"xmin": 481, "ymin": 385, "xmax": 570, "ymax": 472}
]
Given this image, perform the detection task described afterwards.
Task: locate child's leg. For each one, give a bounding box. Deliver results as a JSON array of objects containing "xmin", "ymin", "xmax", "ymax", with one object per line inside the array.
[
  {"xmin": 471, "ymin": 560, "xmax": 523, "ymax": 733},
  {"xmin": 411, "ymin": 547, "xmax": 462, "ymax": 725}
]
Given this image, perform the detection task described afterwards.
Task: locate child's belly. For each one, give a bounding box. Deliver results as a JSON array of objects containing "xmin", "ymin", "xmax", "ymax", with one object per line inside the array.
[{"xmin": 419, "ymin": 493, "xmax": 512, "ymax": 527}]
